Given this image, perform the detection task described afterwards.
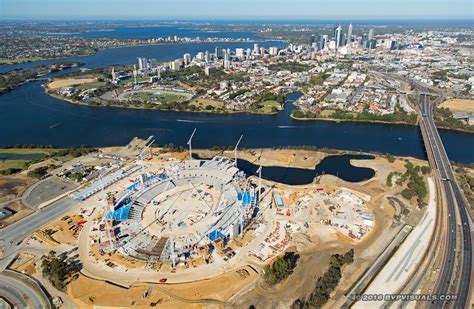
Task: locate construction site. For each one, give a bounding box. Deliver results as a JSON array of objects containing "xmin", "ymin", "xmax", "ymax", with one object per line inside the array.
[{"xmin": 2, "ymin": 136, "xmax": 432, "ymax": 308}]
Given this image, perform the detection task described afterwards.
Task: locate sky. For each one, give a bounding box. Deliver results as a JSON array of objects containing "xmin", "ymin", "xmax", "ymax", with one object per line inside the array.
[{"xmin": 0, "ymin": 0, "xmax": 472, "ymax": 20}]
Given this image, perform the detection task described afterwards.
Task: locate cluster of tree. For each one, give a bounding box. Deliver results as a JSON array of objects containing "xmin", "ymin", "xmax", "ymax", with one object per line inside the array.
[
  {"xmin": 263, "ymin": 252, "xmax": 300, "ymax": 286},
  {"xmin": 292, "ymin": 249, "xmax": 354, "ymax": 308},
  {"xmin": 0, "ymin": 144, "xmax": 56, "ymax": 149},
  {"xmin": 386, "ymin": 171, "xmax": 399, "ymax": 187},
  {"xmin": 268, "ymin": 61, "xmax": 312, "ymax": 73},
  {"xmin": 309, "ymin": 72, "xmax": 331, "ymax": 86},
  {"xmin": 50, "ymin": 147, "xmax": 97, "ymax": 158},
  {"xmin": 453, "ymin": 166, "xmax": 474, "ymax": 210},
  {"xmin": 293, "ymin": 108, "xmax": 418, "ymax": 125},
  {"xmin": 0, "ymin": 68, "xmax": 37, "ymax": 94},
  {"xmin": 254, "ymin": 90, "xmax": 285, "ymax": 105},
  {"xmin": 27, "ymin": 166, "xmax": 49, "ymax": 179},
  {"xmin": 385, "ymin": 153, "xmax": 396, "ymax": 163},
  {"xmin": 0, "ymin": 61, "xmax": 83, "ymax": 94},
  {"xmin": 161, "ymin": 143, "xmax": 186, "ymax": 153},
  {"xmin": 41, "ymin": 251, "xmax": 80, "ymax": 290},
  {"xmin": 161, "ymin": 65, "xmax": 203, "ymax": 82},
  {"xmin": 434, "ymin": 107, "xmax": 474, "ymax": 133},
  {"xmin": 398, "ymin": 161, "xmax": 428, "ymax": 207},
  {"xmin": 0, "ymin": 168, "xmax": 22, "ymax": 175}
]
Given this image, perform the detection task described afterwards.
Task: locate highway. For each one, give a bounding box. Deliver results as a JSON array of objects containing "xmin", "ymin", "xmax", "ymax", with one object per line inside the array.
[
  {"xmin": 418, "ymin": 94, "xmax": 472, "ymax": 307},
  {"xmin": 0, "ymin": 272, "xmax": 50, "ymax": 308},
  {"xmin": 0, "ymin": 197, "xmax": 77, "ymax": 271}
]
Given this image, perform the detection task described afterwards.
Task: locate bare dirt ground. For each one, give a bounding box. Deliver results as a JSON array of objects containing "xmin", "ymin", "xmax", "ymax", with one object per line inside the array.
[
  {"xmin": 440, "ymin": 98, "xmax": 474, "ymax": 113},
  {"xmin": 68, "ymin": 266, "xmax": 258, "ymax": 308},
  {"xmin": 47, "ymin": 77, "xmax": 97, "ymax": 90},
  {"xmin": 0, "ymin": 175, "xmax": 35, "ymax": 227},
  {"xmin": 0, "ymin": 200, "xmax": 34, "ymax": 228},
  {"xmin": 0, "ymin": 175, "xmax": 33, "ymax": 203},
  {"xmin": 231, "ymin": 156, "xmax": 423, "ymax": 307},
  {"xmin": 195, "ymin": 148, "xmax": 331, "ymax": 169},
  {"xmin": 34, "ymin": 147, "xmax": 423, "ymax": 308}
]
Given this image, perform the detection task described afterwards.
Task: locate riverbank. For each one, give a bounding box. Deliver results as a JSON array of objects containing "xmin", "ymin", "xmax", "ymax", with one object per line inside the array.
[
  {"xmin": 291, "ymin": 113, "xmax": 418, "ymax": 127},
  {"xmin": 1, "ymin": 37, "xmax": 284, "ymax": 69},
  {"xmin": 45, "ymin": 89, "xmax": 281, "ymax": 115},
  {"xmin": 291, "ymin": 113, "xmax": 474, "ymax": 134}
]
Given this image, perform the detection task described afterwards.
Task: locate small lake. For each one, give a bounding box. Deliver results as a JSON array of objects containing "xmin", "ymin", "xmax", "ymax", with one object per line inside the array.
[
  {"xmin": 0, "ymin": 153, "xmax": 46, "ymax": 161},
  {"xmin": 194, "ymin": 153, "xmax": 375, "ymax": 184}
]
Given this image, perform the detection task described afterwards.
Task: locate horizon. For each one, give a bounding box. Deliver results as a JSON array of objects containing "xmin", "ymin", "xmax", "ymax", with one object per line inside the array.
[{"xmin": 1, "ymin": 0, "xmax": 473, "ymax": 21}]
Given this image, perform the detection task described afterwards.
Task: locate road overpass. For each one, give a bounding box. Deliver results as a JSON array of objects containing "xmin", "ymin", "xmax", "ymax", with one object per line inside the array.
[
  {"xmin": 0, "ymin": 197, "xmax": 77, "ymax": 271},
  {"xmin": 418, "ymin": 94, "xmax": 472, "ymax": 307}
]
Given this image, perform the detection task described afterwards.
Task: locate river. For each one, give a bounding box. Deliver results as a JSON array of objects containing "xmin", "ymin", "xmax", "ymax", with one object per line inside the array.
[{"xmin": 0, "ymin": 42, "xmax": 473, "ymax": 163}]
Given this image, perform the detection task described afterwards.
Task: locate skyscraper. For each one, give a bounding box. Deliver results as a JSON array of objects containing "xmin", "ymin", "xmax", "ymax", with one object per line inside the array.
[
  {"xmin": 347, "ymin": 23, "xmax": 353, "ymax": 45},
  {"xmin": 318, "ymin": 34, "xmax": 328, "ymax": 50},
  {"xmin": 137, "ymin": 57, "xmax": 148, "ymax": 71},
  {"xmin": 253, "ymin": 43, "xmax": 259, "ymax": 55},
  {"xmin": 183, "ymin": 53, "xmax": 192, "ymax": 65},
  {"xmin": 215, "ymin": 47, "xmax": 224, "ymax": 59},
  {"xmin": 335, "ymin": 26, "xmax": 343, "ymax": 48},
  {"xmin": 236, "ymin": 48, "xmax": 245, "ymax": 58},
  {"xmin": 368, "ymin": 28, "xmax": 375, "ymax": 41}
]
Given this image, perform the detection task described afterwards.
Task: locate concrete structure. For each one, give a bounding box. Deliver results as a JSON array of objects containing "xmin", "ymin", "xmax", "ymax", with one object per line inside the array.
[{"xmin": 100, "ymin": 156, "xmax": 258, "ymax": 265}]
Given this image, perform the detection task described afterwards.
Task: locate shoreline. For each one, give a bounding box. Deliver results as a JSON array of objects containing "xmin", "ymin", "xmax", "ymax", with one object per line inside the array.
[
  {"xmin": 46, "ymin": 90, "xmax": 473, "ymax": 134},
  {"xmin": 0, "ymin": 37, "xmax": 286, "ymax": 69},
  {"xmin": 291, "ymin": 114, "xmax": 474, "ymax": 134},
  {"xmin": 45, "ymin": 90, "xmax": 280, "ymax": 115}
]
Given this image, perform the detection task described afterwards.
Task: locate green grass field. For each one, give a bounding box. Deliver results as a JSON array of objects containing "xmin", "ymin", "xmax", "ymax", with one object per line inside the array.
[
  {"xmin": 0, "ymin": 148, "xmax": 54, "ymax": 155},
  {"xmin": 256, "ymin": 100, "xmax": 282, "ymax": 113},
  {"xmin": 125, "ymin": 91, "xmax": 187, "ymax": 104},
  {"xmin": 118, "ymin": 77, "xmax": 150, "ymax": 87},
  {"xmin": 76, "ymin": 81, "xmax": 107, "ymax": 90},
  {"xmin": 0, "ymin": 148, "xmax": 66, "ymax": 174},
  {"xmin": 190, "ymin": 98, "xmax": 225, "ymax": 109}
]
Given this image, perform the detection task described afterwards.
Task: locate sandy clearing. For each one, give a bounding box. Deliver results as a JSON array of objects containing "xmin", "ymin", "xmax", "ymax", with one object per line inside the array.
[
  {"xmin": 440, "ymin": 99, "xmax": 474, "ymax": 113},
  {"xmin": 48, "ymin": 78, "xmax": 97, "ymax": 89}
]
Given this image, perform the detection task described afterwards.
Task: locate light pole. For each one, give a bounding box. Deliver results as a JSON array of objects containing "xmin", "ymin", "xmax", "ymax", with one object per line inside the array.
[
  {"xmin": 187, "ymin": 128, "xmax": 197, "ymax": 160},
  {"xmin": 234, "ymin": 134, "xmax": 243, "ymax": 167},
  {"xmin": 256, "ymin": 165, "xmax": 262, "ymax": 200}
]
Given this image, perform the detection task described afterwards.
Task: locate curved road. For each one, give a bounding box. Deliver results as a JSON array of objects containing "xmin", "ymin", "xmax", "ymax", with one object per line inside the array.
[
  {"xmin": 419, "ymin": 94, "xmax": 472, "ymax": 307},
  {"xmin": 0, "ymin": 273, "xmax": 49, "ymax": 308}
]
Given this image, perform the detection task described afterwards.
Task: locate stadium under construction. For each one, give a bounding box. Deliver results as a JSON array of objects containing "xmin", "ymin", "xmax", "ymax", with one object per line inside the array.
[{"xmin": 97, "ymin": 156, "xmax": 259, "ymax": 267}]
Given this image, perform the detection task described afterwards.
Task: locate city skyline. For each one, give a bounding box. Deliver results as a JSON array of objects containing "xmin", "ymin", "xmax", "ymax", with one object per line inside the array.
[{"xmin": 0, "ymin": 0, "xmax": 473, "ymax": 20}]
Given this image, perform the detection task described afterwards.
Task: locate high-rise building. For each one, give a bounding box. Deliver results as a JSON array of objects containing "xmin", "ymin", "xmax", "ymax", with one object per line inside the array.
[
  {"xmin": 347, "ymin": 23, "xmax": 353, "ymax": 45},
  {"xmin": 236, "ymin": 48, "xmax": 245, "ymax": 58},
  {"xmin": 310, "ymin": 34, "xmax": 316, "ymax": 45},
  {"xmin": 319, "ymin": 34, "xmax": 328, "ymax": 50},
  {"xmin": 269, "ymin": 47, "xmax": 279, "ymax": 56},
  {"xmin": 335, "ymin": 26, "xmax": 343, "ymax": 48},
  {"xmin": 170, "ymin": 59, "xmax": 181, "ymax": 71},
  {"xmin": 368, "ymin": 28, "xmax": 375, "ymax": 41},
  {"xmin": 138, "ymin": 57, "xmax": 148, "ymax": 71},
  {"xmin": 183, "ymin": 53, "xmax": 192, "ymax": 65},
  {"xmin": 111, "ymin": 67, "xmax": 117, "ymax": 81},
  {"xmin": 253, "ymin": 43, "xmax": 259, "ymax": 55},
  {"xmin": 215, "ymin": 47, "xmax": 224, "ymax": 59}
]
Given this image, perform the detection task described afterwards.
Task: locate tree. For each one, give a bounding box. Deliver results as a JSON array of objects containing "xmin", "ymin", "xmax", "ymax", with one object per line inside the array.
[{"xmin": 263, "ymin": 252, "xmax": 299, "ymax": 286}]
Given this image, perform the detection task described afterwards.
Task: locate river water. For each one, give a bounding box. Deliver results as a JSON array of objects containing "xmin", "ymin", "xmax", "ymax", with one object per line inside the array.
[{"xmin": 0, "ymin": 42, "xmax": 473, "ymax": 163}]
